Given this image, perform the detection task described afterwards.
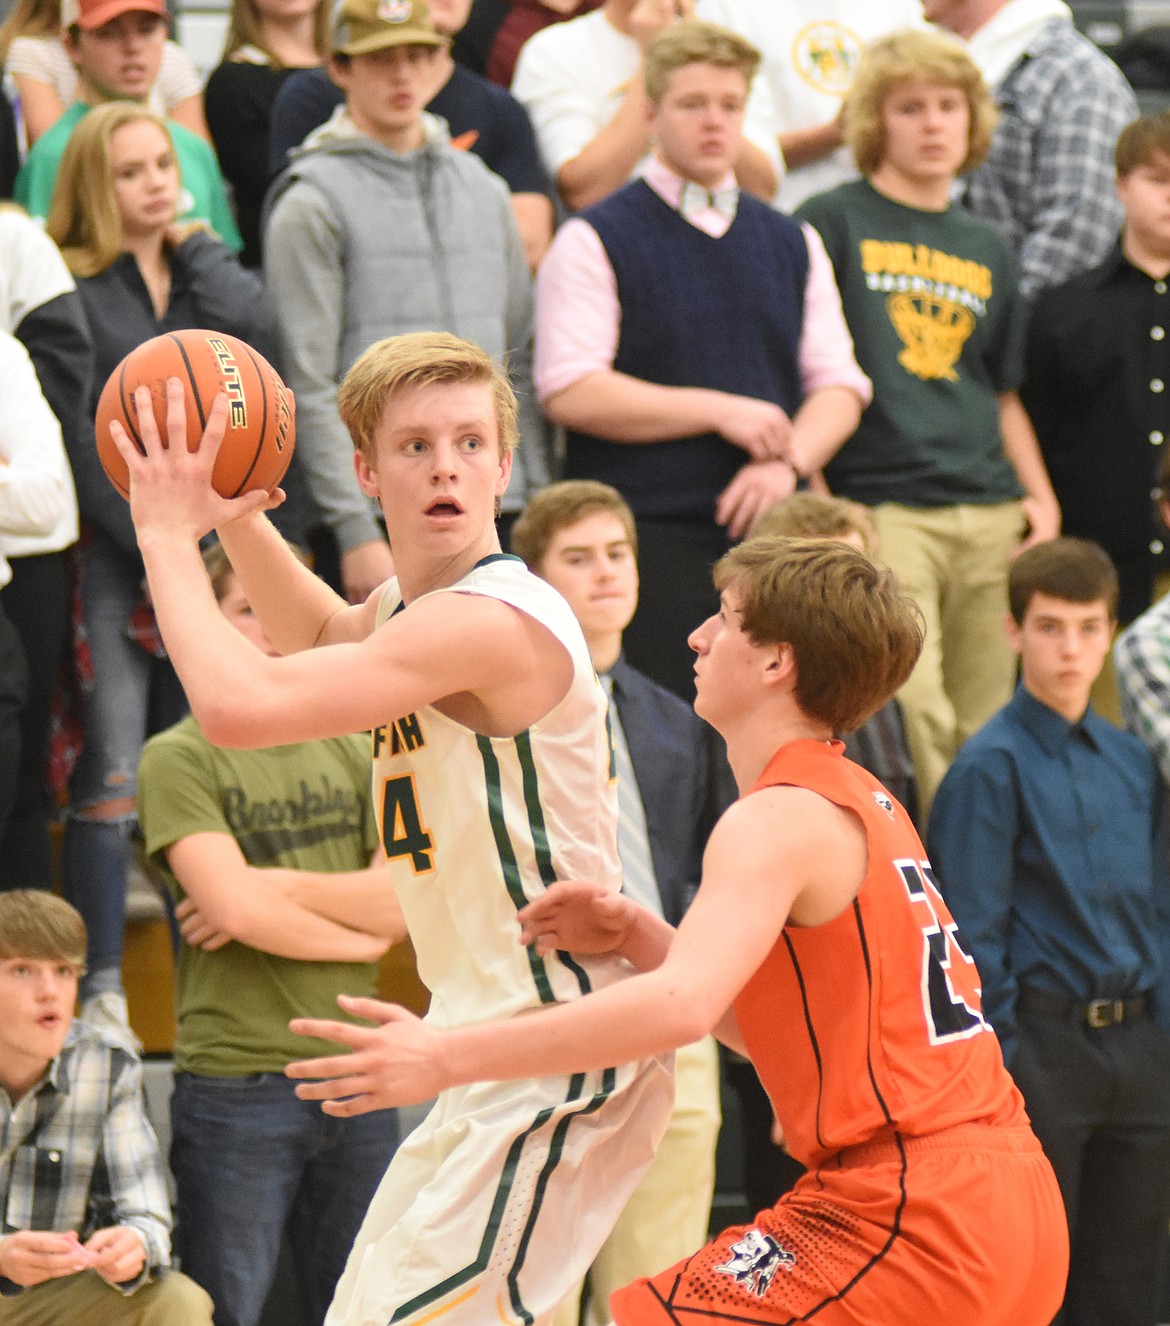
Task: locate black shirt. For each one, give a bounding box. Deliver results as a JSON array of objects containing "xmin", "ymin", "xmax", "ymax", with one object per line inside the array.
[
  {"xmin": 205, "ymin": 59, "xmax": 315, "ymax": 268},
  {"xmin": 1023, "ymin": 241, "xmax": 1170, "ymax": 621},
  {"xmin": 267, "ymin": 62, "xmax": 551, "ymax": 203}
]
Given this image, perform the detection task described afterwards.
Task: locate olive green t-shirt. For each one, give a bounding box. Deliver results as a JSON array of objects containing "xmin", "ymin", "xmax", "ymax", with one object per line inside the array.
[
  {"xmin": 138, "ymin": 715, "xmax": 381, "ymax": 1076},
  {"xmin": 798, "ymin": 180, "xmax": 1024, "ymax": 508}
]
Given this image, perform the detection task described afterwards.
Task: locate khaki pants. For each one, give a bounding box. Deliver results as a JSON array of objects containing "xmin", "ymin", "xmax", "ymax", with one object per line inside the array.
[
  {"xmin": 0, "ymin": 1269, "xmax": 213, "ymax": 1324},
  {"xmin": 871, "ymin": 500, "xmax": 1025, "ymax": 819},
  {"xmin": 554, "ymin": 1037, "xmax": 722, "ymax": 1326}
]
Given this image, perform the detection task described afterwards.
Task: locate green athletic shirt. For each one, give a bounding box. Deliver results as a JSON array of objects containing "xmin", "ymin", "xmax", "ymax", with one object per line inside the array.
[
  {"xmin": 797, "ymin": 180, "xmax": 1024, "ymax": 508},
  {"xmin": 138, "ymin": 715, "xmax": 380, "ymax": 1076},
  {"xmin": 16, "ymin": 102, "xmax": 243, "ymax": 254}
]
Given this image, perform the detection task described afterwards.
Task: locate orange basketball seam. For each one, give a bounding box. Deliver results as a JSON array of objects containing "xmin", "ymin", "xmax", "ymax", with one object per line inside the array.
[
  {"xmin": 116, "ymin": 360, "xmax": 145, "ymax": 454},
  {"xmin": 168, "ymin": 332, "xmax": 208, "ymax": 432}
]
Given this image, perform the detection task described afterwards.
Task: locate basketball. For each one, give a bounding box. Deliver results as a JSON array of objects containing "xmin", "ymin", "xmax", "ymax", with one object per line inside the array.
[{"xmin": 95, "ymin": 329, "xmax": 295, "ymax": 500}]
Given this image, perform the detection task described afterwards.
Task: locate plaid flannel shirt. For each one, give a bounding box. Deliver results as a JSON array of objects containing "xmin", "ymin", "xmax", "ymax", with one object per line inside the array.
[
  {"xmin": 0, "ymin": 1021, "xmax": 171, "ymax": 1297},
  {"xmin": 1116, "ymin": 593, "xmax": 1170, "ymax": 789},
  {"xmin": 963, "ymin": 18, "xmax": 1137, "ymax": 298}
]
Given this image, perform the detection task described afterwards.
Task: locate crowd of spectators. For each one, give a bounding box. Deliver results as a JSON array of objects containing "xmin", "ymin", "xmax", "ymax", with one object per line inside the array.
[{"xmin": 3, "ymin": 0, "xmax": 1170, "ymax": 1322}]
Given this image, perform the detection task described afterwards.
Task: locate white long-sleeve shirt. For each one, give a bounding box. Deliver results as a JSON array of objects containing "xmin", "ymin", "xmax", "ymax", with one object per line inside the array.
[{"xmin": 0, "ymin": 331, "xmax": 77, "ymax": 585}]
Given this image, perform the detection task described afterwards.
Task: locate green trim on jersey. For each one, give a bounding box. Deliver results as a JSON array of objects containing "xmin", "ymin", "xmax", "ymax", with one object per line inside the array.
[
  {"xmin": 389, "ymin": 1071, "xmax": 619, "ymax": 1325},
  {"xmin": 478, "ymin": 733, "xmax": 596, "ymax": 1004},
  {"xmin": 478, "ymin": 734, "xmax": 556, "ymax": 1004},
  {"xmin": 516, "ymin": 731, "xmax": 557, "ymax": 889},
  {"xmin": 389, "ymin": 1102, "xmax": 556, "ymax": 1322},
  {"xmin": 505, "ymin": 1069, "xmax": 619, "ymax": 1325},
  {"xmin": 473, "ymin": 553, "xmax": 526, "ymax": 569},
  {"xmin": 515, "ymin": 730, "xmax": 593, "ymax": 999}
]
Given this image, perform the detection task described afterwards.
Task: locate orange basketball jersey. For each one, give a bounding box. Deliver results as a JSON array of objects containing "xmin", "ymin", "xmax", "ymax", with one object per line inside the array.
[
  {"xmin": 735, "ymin": 739, "xmax": 1026, "ymax": 1169},
  {"xmin": 611, "ymin": 741, "xmax": 1066, "ymax": 1326}
]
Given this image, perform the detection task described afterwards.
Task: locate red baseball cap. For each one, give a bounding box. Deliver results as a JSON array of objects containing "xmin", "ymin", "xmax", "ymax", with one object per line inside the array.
[{"xmin": 62, "ymin": 0, "xmax": 168, "ymax": 30}]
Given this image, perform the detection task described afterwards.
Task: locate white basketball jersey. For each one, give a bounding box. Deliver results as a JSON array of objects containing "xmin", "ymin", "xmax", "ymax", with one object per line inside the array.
[{"xmin": 372, "ymin": 554, "xmax": 624, "ymax": 1028}]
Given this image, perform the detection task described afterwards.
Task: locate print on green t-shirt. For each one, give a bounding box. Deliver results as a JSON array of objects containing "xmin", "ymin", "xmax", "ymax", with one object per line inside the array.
[{"xmin": 797, "ymin": 179, "xmax": 1025, "ymax": 508}]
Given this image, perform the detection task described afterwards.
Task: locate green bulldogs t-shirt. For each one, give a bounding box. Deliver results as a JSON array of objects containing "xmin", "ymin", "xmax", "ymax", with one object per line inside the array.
[{"xmin": 798, "ymin": 180, "xmax": 1025, "ymax": 508}]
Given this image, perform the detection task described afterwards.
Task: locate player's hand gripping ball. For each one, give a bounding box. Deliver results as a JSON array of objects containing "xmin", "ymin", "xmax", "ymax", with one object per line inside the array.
[{"xmin": 95, "ymin": 329, "xmax": 295, "ymax": 499}]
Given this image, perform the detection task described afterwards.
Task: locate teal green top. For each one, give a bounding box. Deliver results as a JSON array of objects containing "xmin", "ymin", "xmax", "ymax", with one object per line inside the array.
[{"xmin": 16, "ymin": 102, "xmax": 242, "ymax": 253}]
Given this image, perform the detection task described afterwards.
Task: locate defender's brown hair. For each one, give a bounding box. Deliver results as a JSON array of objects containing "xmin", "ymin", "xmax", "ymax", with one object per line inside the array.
[{"xmin": 714, "ymin": 536, "xmax": 923, "ymax": 732}]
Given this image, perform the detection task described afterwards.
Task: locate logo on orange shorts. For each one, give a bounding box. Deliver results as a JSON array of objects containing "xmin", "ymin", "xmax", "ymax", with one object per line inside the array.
[{"xmin": 715, "ymin": 1230, "xmax": 796, "ymax": 1297}]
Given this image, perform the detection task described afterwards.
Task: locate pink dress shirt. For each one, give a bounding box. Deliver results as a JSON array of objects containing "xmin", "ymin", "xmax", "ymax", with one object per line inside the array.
[{"xmin": 534, "ymin": 156, "xmax": 872, "ymax": 408}]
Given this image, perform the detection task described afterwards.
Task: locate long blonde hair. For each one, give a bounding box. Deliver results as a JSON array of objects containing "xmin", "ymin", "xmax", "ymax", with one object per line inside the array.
[
  {"xmin": 0, "ymin": 0, "xmax": 59, "ymax": 67},
  {"xmin": 220, "ymin": 0, "xmax": 329, "ymax": 67},
  {"xmin": 46, "ymin": 102, "xmax": 175, "ymax": 277}
]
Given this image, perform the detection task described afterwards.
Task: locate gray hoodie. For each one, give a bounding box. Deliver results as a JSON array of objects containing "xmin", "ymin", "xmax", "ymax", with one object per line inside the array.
[{"xmin": 264, "ymin": 108, "xmax": 548, "ymax": 551}]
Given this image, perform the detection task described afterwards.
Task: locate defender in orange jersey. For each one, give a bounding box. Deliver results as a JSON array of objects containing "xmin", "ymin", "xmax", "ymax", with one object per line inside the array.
[{"xmin": 287, "ymin": 536, "xmax": 1069, "ymax": 1326}]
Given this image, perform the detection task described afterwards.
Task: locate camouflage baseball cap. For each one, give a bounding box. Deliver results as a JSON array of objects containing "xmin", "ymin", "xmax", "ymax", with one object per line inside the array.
[{"xmin": 330, "ymin": 0, "xmax": 447, "ymax": 55}]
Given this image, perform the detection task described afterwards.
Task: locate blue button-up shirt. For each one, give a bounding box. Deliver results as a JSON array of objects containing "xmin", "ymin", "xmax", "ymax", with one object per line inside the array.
[{"xmin": 927, "ymin": 685, "xmax": 1170, "ymax": 1066}]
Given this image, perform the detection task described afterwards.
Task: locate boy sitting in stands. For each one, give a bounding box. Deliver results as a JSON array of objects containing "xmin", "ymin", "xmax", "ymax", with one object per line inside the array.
[{"xmin": 0, "ymin": 889, "xmax": 212, "ymax": 1323}]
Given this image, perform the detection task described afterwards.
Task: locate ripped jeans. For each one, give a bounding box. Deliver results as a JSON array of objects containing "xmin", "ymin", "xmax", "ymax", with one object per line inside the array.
[{"xmin": 63, "ymin": 535, "xmax": 186, "ymax": 995}]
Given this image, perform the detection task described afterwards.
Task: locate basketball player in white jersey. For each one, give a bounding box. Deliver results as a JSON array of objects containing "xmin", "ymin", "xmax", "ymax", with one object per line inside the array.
[{"xmin": 110, "ymin": 331, "xmax": 675, "ymax": 1326}]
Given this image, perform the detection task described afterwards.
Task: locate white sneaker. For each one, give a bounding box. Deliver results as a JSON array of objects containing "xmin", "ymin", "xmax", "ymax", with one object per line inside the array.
[
  {"xmin": 126, "ymin": 845, "xmax": 167, "ymax": 923},
  {"xmin": 80, "ymin": 990, "xmax": 143, "ymax": 1055}
]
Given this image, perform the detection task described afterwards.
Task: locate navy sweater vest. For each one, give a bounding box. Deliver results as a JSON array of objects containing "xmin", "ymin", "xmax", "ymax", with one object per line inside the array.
[{"xmin": 566, "ymin": 180, "xmax": 808, "ymax": 521}]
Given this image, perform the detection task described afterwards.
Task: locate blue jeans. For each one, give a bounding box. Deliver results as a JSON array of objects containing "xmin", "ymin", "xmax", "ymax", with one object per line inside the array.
[
  {"xmin": 63, "ymin": 535, "xmax": 186, "ymax": 984},
  {"xmin": 170, "ymin": 1071, "xmax": 400, "ymax": 1326}
]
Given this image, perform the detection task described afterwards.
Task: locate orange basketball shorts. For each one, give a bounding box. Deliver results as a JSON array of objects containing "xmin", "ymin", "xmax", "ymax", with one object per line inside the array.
[{"xmin": 612, "ymin": 1122, "xmax": 1068, "ymax": 1326}]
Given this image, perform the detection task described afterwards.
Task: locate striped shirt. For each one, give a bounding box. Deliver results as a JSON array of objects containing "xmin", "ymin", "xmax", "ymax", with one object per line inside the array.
[{"xmin": 962, "ymin": 17, "xmax": 1137, "ymax": 298}]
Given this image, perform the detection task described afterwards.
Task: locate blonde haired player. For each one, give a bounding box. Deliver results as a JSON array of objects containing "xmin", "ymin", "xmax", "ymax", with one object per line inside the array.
[{"xmin": 109, "ymin": 330, "xmax": 674, "ymax": 1326}]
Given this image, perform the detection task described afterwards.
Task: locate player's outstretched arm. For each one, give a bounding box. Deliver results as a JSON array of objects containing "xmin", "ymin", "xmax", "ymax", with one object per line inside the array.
[
  {"xmin": 285, "ymin": 788, "xmax": 862, "ymax": 1116},
  {"xmin": 115, "ymin": 378, "xmax": 567, "ymax": 748},
  {"xmin": 520, "ymin": 884, "xmax": 747, "ymax": 1051}
]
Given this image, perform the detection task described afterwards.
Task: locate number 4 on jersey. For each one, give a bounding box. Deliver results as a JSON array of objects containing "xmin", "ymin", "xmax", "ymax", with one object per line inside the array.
[
  {"xmin": 380, "ymin": 774, "xmax": 434, "ymax": 873},
  {"xmin": 895, "ymin": 858, "xmax": 988, "ymax": 1045}
]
